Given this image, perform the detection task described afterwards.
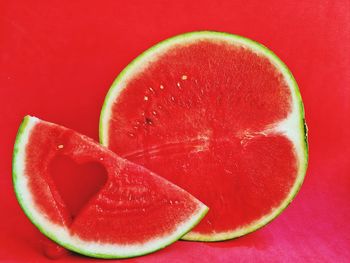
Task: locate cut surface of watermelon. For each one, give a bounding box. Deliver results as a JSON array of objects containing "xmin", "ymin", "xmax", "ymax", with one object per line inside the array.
[
  {"xmin": 100, "ymin": 31, "xmax": 308, "ymax": 241},
  {"xmin": 12, "ymin": 116, "xmax": 208, "ymax": 258}
]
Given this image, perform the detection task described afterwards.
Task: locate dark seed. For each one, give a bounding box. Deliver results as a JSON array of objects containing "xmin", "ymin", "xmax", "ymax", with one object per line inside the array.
[{"xmin": 145, "ymin": 117, "xmax": 153, "ymax": 125}]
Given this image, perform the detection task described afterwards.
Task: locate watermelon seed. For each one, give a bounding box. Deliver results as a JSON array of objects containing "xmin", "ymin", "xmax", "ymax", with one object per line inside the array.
[
  {"xmin": 145, "ymin": 118, "xmax": 153, "ymax": 125},
  {"xmin": 181, "ymin": 75, "xmax": 188, "ymax": 80},
  {"xmin": 144, "ymin": 96, "xmax": 149, "ymax": 101},
  {"xmin": 176, "ymin": 82, "xmax": 181, "ymax": 89},
  {"xmin": 159, "ymin": 84, "xmax": 165, "ymax": 90},
  {"xmin": 99, "ymin": 157, "xmax": 104, "ymax": 161},
  {"xmin": 171, "ymin": 96, "xmax": 176, "ymax": 102},
  {"xmin": 152, "ymin": 111, "xmax": 157, "ymax": 116},
  {"xmin": 149, "ymin": 87, "xmax": 155, "ymax": 93},
  {"xmin": 128, "ymin": 133, "xmax": 135, "ymax": 138},
  {"xmin": 57, "ymin": 144, "xmax": 64, "ymax": 149}
]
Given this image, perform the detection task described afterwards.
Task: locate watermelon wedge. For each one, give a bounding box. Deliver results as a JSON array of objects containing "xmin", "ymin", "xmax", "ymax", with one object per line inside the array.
[
  {"xmin": 100, "ymin": 31, "xmax": 308, "ymax": 241},
  {"xmin": 12, "ymin": 116, "xmax": 208, "ymax": 258}
]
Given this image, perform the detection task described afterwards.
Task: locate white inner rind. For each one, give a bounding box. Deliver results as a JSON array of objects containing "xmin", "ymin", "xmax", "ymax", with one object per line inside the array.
[
  {"xmin": 100, "ymin": 31, "xmax": 308, "ymax": 241},
  {"xmin": 13, "ymin": 116, "xmax": 208, "ymax": 258}
]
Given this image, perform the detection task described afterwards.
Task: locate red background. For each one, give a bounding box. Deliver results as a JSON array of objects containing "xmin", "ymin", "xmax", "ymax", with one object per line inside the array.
[{"xmin": 1, "ymin": 0, "xmax": 349, "ymax": 262}]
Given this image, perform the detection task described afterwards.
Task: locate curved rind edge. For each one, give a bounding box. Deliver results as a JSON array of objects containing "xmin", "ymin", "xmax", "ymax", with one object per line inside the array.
[
  {"xmin": 99, "ymin": 30, "xmax": 308, "ymax": 241},
  {"xmin": 12, "ymin": 116, "xmax": 209, "ymax": 258}
]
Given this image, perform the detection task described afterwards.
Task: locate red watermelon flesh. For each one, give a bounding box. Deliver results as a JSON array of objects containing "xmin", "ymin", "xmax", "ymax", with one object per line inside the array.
[
  {"xmin": 100, "ymin": 32, "xmax": 308, "ymax": 240},
  {"xmin": 13, "ymin": 116, "xmax": 208, "ymax": 258}
]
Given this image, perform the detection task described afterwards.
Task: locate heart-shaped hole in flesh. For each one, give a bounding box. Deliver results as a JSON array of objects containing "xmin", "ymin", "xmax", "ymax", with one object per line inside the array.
[{"xmin": 50, "ymin": 155, "xmax": 108, "ymax": 221}]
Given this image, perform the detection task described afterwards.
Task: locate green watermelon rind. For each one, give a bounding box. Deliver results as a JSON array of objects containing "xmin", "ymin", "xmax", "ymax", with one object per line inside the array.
[
  {"xmin": 99, "ymin": 31, "xmax": 308, "ymax": 241},
  {"xmin": 12, "ymin": 115, "xmax": 209, "ymax": 258}
]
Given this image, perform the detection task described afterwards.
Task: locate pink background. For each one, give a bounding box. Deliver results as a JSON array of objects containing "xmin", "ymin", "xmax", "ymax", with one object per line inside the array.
[{"xmin": 1, "ymin": 1, "xmax": 349, "ymax": 262}]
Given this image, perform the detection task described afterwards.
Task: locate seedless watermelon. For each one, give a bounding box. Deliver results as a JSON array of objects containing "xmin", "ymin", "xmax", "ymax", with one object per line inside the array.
[
  {"xmin": 100, "ymin": 31, "xmax": 308, "ymax": 241},
  {"xmin": 12, "ymin": 116, "xmax": 208, "ymax": 258}
]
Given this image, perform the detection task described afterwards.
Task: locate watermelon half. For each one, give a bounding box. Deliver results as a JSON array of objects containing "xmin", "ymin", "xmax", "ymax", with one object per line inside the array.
[
  {"xmin": 12, "ymin": 116, "xmax": 208, "ymax": 258},
  {"xmin": 100, "ymin": 31, "xmax": 308, "ymax": 241}
]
